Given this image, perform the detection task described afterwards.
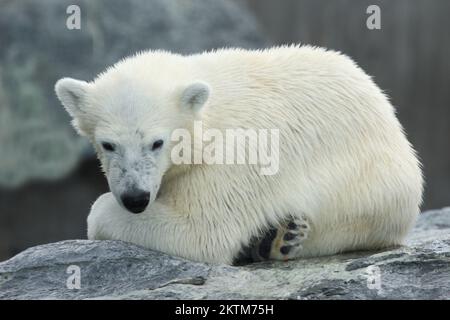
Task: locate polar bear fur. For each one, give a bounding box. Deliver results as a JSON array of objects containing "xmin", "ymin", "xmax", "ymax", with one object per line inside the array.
[{"xmin": 55, "ymin": 45, "xmax": 423, "ymax": 264}]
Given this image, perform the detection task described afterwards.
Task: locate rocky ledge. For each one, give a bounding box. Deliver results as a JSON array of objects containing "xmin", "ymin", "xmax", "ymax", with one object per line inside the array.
[{"xmin": 0, "ymin": 208, "xmax": 449, "ymax": 299}]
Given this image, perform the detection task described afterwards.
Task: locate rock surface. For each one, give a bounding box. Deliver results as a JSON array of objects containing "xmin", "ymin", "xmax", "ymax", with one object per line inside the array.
[{"xmin": 0, "ymin": 208, "xmax": 449, "ymax": 300}]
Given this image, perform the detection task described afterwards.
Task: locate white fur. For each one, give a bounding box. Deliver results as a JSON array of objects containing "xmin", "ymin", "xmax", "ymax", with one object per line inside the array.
[{"xmin": 56, "ymin": 45, "xmax": 423, "ymax": 264}]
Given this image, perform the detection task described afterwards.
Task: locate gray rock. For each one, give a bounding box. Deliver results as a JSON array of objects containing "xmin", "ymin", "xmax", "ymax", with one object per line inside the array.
[
  {"xmin": 1, "ymin": 208, "xmax": 449, "ymax": 300},
  {"xmin": 0, "ymin": 0, "xmax": 268, "ymax": 187}
]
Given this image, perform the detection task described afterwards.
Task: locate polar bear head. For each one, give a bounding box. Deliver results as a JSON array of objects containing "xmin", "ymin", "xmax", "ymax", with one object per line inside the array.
[{"xmin": 55, "ymin": 71, "xmax": 209, "ymax": 214}]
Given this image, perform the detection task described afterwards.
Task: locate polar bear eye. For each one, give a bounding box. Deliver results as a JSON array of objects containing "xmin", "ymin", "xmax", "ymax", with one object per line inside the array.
[
  {"xmin": 151, "ymin": 139, "xmax": 164, "ymax": 151},
  {"xmin": 101, "ymin": 142, "xmax": 116, "ymax": 152}
]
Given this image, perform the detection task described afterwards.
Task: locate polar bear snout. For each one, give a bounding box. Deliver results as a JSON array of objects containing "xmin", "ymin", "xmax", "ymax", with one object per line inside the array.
[{"xmin": 120, "ymin": 190, "xmax": 150, "ymax": 214}]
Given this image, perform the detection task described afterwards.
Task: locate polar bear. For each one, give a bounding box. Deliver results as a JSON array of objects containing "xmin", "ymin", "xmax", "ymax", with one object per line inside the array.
[{"xmin": 55, "ymin": 45, "xmax": 423, "ymax": 265}]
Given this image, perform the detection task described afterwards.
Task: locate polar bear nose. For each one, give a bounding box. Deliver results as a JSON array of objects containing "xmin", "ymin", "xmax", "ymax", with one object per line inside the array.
[{"xmin": 121, "ymin": 190, "xmax": 150, "ymax": 214}]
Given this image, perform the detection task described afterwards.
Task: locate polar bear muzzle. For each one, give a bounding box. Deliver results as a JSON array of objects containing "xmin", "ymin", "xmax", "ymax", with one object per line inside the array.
[{"xmin": 120, "ymin": 189, "xmax": 150, "ymax": 214}]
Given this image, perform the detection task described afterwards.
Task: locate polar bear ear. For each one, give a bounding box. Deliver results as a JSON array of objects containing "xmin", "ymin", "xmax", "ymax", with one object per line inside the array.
[
  {"xmin": 55, "ymin": 78, "xmax": 90, "ymax": 119},
  {"xmin": 180, "ymin": 82, "xmax": 210, "ymax": 113}
]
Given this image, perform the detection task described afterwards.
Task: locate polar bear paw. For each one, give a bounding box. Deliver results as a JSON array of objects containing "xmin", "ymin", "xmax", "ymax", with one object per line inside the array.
[
  {"xmin": 270, "ymin": 217, "xmax": 310, "ymax": 260},
  {"xmin": 233, "ymin": 215, "xmax": 310, "ymax": 265}
]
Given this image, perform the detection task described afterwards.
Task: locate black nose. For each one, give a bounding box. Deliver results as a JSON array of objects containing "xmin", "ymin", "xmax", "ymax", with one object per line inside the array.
[{"xmin": 121, "ymin": 191, "xmax": 150, "ymax": 214}]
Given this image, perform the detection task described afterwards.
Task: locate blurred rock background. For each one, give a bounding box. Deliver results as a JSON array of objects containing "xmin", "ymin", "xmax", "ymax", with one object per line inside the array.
[{"xmin": 0, "ymin": 0, "xmax": 449, "ymax": 261}]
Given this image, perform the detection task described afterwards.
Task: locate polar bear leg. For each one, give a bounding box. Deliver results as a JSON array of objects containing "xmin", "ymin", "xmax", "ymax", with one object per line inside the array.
[
  {"xmin": 233, "ymin": 215, "xmax": 310, "ymax": 265},
  {"xmin": 88, "ymin": 192, "xmax": 245, "ymax": 264}
]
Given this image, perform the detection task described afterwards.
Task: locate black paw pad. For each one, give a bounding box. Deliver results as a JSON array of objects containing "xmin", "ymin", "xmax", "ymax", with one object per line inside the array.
[
  {"xmin": 287, "ymin": 221, "xmax": 298, "ymax": 230},
  {"xmin": 283, "ymin": 232, "xmax": 296, "ymax": 241},
  {"xmin": 258, "ymin": 227, "xmax": 278, "ymax": 259},
  {"xmin": 280, "ymin": 245, "xmax": 292, "ymax": 255}
]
